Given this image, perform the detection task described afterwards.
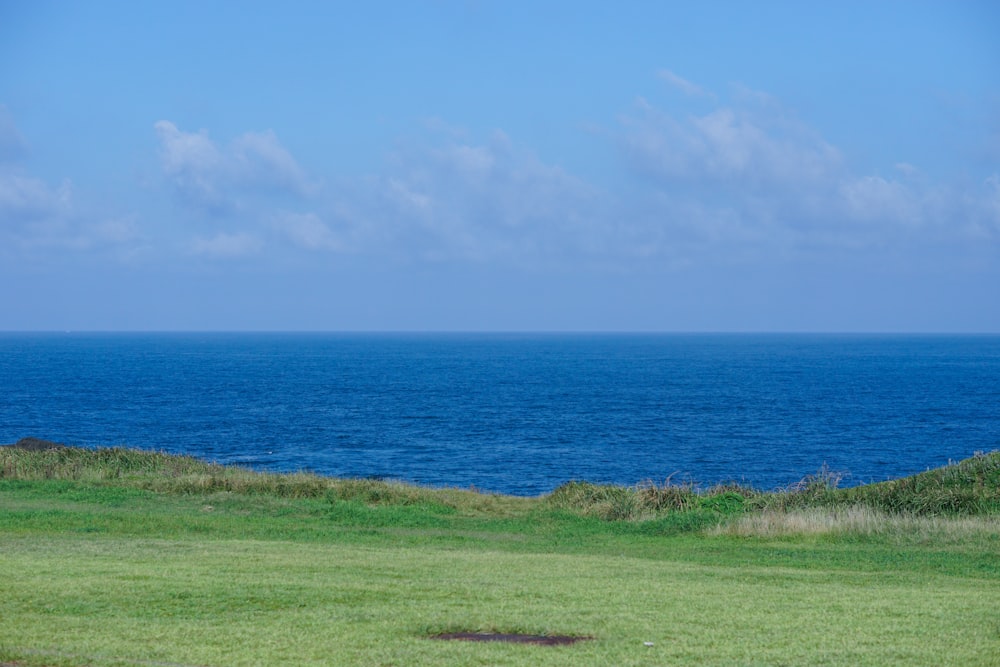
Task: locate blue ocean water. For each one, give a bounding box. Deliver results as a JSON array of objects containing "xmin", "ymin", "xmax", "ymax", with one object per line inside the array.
[{"xmin": 1, "ymin": 333, "xmax": 998, "ymax": 496}]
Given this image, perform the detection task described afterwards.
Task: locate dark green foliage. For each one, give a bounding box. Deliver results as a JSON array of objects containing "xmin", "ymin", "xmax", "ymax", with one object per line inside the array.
[
  {"xmin": 8, "ymin": 436, "xmax": 66, "ymax": 451},
  {"xmin": 838, "ymin": 451, "xmax": 1000, "ymax": 515},
  {"xmin": 757, "ymin": 452, "xmax": 1000, "ymax": 516},
  {"xmin": 632, "ymin": 508, "xmax": 729, "ymax": 535},
  {"xmin": 545, "ymin": 479, "xmax": 750, "ymax": 522},
  {"xmin": 636, "ymin": 478, "xmax": 699, "ymax": 512},
  {"xmin": 698, "ymin": 490, "xmax": 746, "ymax": 514},
  {"xmin": 546, "ymin": 481, "xmax": 639, "ymax": 519}
]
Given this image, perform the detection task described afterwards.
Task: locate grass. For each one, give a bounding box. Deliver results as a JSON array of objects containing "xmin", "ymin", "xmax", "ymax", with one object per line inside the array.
[
  {"xmin": 711, "ymin": 505, "xmax": 1000, "ymax": 541},
  {"xmin": 1, "ymin": 443, "xmax": 999, "ymax": 666}
]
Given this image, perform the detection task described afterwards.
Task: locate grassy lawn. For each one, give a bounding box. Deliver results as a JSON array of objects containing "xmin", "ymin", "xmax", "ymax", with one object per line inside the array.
[{"xmin": 1, "ymin": 447, "xmax": 999, "ymax": 666}]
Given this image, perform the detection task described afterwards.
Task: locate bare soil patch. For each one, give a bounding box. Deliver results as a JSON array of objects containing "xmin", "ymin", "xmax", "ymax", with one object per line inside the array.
[{"xmin": 432, "ymin": 632, "xmax": 591, "ymax": 645}]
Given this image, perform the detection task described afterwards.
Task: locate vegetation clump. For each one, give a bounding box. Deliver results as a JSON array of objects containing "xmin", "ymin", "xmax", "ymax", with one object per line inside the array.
[
  {"xmin": 5, "ymin": 441, "xmax": 996, "ymax": 527},
  {"xmin": 545, "ymin": 478, "xmax": 753, "ymax": 521},
  {"xmin": 755, "ymin": 452, "xmax": 1000, "ymax": 516}
]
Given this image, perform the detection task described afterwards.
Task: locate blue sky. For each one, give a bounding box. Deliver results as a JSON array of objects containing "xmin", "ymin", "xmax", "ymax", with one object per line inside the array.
[{"xmin": 1, "ymin": 0, "xmax": 998, "ymax": 331}]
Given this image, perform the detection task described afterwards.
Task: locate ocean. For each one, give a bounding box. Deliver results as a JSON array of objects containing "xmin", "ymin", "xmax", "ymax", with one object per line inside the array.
[{"xmin": 1, "ymin": 332, "xmax": 998, "ymax": 496}]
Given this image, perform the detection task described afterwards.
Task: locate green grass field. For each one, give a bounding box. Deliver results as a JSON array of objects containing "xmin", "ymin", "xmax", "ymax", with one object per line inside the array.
[{"xmin": 1, "ymin": 444, "xmax": 999, "ymax": 666}]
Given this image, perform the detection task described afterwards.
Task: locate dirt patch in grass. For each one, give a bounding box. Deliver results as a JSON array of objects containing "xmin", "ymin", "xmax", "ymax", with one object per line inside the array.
[{"xmin": 432, "ymin": 632, "xmax": 591, "ymax": 645}]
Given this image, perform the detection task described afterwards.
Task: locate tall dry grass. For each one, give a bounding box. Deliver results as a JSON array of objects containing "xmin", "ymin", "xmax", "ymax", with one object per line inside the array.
[{"xmin": 710, "ymin": 505, "xmax": 1000, "ymax": 541}]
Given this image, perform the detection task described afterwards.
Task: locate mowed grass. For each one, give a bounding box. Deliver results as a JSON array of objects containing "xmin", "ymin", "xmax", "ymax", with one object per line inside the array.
[{"xmin": 1, "ymin": 445, "xmax": 999, "ymax": 666}]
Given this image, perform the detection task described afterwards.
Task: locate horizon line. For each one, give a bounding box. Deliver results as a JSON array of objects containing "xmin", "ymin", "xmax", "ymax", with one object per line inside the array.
[{"xmin": 2, "ymin": 329, "xmax": 999, "ymax": 336}]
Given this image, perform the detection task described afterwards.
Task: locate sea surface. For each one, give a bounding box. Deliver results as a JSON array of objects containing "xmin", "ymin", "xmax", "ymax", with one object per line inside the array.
[{"xmin": 1, "ymin": 333, "xmax": 998, "ymax": 496}]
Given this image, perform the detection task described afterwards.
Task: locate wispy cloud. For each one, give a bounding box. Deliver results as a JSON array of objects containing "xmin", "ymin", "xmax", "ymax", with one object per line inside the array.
[
  {"xmin": 154, "ymin": 121, "xmax": 314, "ymax": 214},
  {"xmin": 0, "ymin": 105, "xmax": 28, "ymax": 162},
  {"xmin": 230, "ymin": 130, "xmax": 313, "ymax": 194},
  {"xmin": 19, "ymin": 83, "xmax": 1000, "ymax": 276},
  {"xmin": 839, "ymin": 176, "xmax": 921, "ymax": 225},
  {"xmin": 0, "ymin": 168, "xmax": 147, "ymax": 260},
  {"xmin": 0, "ymin": 171, "xmax": 72, "ymax": 224},
  {"xmin": 657, "ymin": 69, "xmax": 712, "ymax": 98},
  {"xmin": 357, "ymin": 127, "xmax": 603, "ymax": 263},
  {"xmin": 0, "ymin": 122, "xmax": 78, "ymax": 247},
  {"xmin": 0, "ymin": 108, "xmax": 147, "ymax": 261},
  {"xmin": 155, "ymin": 121, "xmax": 227, "ymax": 212},
  {"xmin": 621, "ymin": 95, "xmax": 842, "ymax": 190},
  {"xmin": 163, "ymin": 97, "xmax": 999, "ymax": 271},
  {"xmin": 272, "ymin": 211, "xmax": 345, "ymax": 251},
  {"xmin": 190, "ymin": 232, "xmax": 263, "ymax": 258},
  {"xmin": 613, "ymin": 83, "xmax": 1000, "ymax": 259}
]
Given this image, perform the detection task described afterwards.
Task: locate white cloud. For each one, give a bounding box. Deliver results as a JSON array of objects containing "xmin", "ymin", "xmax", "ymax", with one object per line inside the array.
[
  {"xmin": 0, "ymin": 106, "xmax": 146, "ymax": 259},
  {"xmin": 974, "ymin": 174, "xmax": 1000, "ymax": 237},
  {"xmin": 231, "ymin": 130, "xmax": 312, "ymax": 193},
  {"xmin": 621, "ymin": 97, "xmax": 842, "ymax": 190},
  {"xmin": 986, "ymin": 174, "xmax": 1000, "ymax": 206},
  {"xmin": 273, "ymin": 211, "xmax": 344, "ymax": 251},
  {"xmin": 0, "ymin": 171, "xmax": 72, "ymax": 223},
  {"xmin": 154, "ymin": 121, "xmax": 313, "ymax": 214},
  {"xmin": 190, "ymin": 232, "xmax": 263, "ymax": 257},
  {"xmin": 839, "ymin": 176, "xmax": 921, "ymax": 225},
  {"xmin": 0, "ymin": 105, "xmax": 28, "ymax": 162},
  {"xmin": 442, "ymin": 143, "xmax": 496, "ymax": 174},
  {"xmin": 89, "ymin": 217, "xmax": 141, "ymax": 245},
  {"xmin": 385, "ymin": 178, "xmax": 432, "ymax": 215},
  {"xmin": 0, "ymin": 167, "xmax": 147, "ymax": 258},
  {"xmin": 154, "ymin": 121, "xmax": 329, "ymax": 261},
  {"xmin": 609, "ymin": 82, "xmax": 1000, "ymax": 261},
  {"xmin": 362, "ymin": 128, "xmax": 601, "ymax": 263},
  {"xmin": 0, "ymin": 158, "xmax": 150, "ymax": 263},
  {"xmin": 136, "ymin": 95, "xmax": 999, "ymax": 269},
  {"xmin": 0, "ymin": 109, "xmax": 70, "ymax": 227},
  {"xmin": 154, "ymin": 121, "xmax": 227, "ymax": 211},
  {"xmin": 658, "ymin": 69, "xmax": 712, "ymax": 98},
  {"xmin": 304, "ymin": 102, "xmax": 996, "ymax": 270}
]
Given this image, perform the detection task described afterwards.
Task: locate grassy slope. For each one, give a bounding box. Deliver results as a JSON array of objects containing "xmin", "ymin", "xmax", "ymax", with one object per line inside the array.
[{"xmin": 1, "ymin": 447, "xmax": 999, "ymax": 667}]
